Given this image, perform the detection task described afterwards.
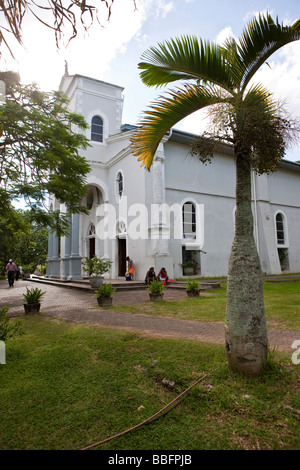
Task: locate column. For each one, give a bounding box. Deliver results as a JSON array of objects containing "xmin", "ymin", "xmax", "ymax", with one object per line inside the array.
[
  {"xmin": 68, "ymin": 213, "xmax": 82, "ymax": 280},
  {"xmin": 149, "ymin": 140, "xmax": 174, "ymax": 277},
  {"xmin": 50, "ymin": 231, "xmax": 61, "ymax": 278},
  {"xmin": 46, "ymin": 230, "xmax": 54, "ymax": 277},
  {"xmin": 61, "ymin": 213, "xmax": 72, "ymax": 279}
]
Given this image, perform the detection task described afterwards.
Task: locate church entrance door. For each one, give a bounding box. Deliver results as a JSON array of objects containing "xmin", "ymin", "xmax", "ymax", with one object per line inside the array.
[
  {"xmin": 89, "ymin": 237, "xmax": 95, "ymax": 259},
  {"xmin": 118, "ymin": 238, "xmax": 126, "ymax": 276}
]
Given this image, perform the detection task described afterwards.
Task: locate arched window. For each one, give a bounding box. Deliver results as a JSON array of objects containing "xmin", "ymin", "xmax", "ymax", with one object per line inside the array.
[
  {"xmin": 86, "ymin": 186, "xmax": 102, "ymax": 209},
  {"xmin": 276, "ymin": 213, "xmax": 285, "ymax": 245},
  {"xmin": 182, "ymin": 201, "xmax": 196, "ymax": 239},
  {"xmin": 116, "ymin": 172, "xmax": 123, "ymax": 198},
  {"xmin": 86, "ymin": 188, "xmax": 94, "ymax": 209},
  {"xmin": 87, "ymin": 223, "xmax": 96, "ymax": 259},
  {"xmin": 88, "ymin": 223, "xmax": 95, "ymax": 237},
  {"xmin": 91, "ymin": 116, "xmax": 103, "ymax": 142}
]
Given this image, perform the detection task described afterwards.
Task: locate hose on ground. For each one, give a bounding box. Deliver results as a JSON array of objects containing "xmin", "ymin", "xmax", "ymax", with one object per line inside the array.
[{"xmin": 80, "ymin": 368, "xmax": 216, "ymax": 450}]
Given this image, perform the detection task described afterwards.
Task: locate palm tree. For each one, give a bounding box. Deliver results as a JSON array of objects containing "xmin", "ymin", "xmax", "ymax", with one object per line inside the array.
[{"xmin": 131, "ymin": 13, "xmax": 300, "ymax": 375}]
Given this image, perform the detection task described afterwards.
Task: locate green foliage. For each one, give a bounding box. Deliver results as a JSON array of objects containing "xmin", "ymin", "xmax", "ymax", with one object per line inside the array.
[
  {"xmin": 148, "ymin": 279, "xmax": 165, "ymax": 294},
  {"xmin": 131, "ymin": 13, "xmax": 300, "ymax": 172},
  {"xmin": 0, "ymin": 306, "xmax": 24, "ymax": 342},
  {"xmin": 186, "ymin": 280, "xmax": 199, "ymax": 292},
  {"xmin": 0, "ymin": 207, "xmax": 48, "ymax": 273},
  {"xmin": 0, "ymin": 77, "xmax": 91, "ymax": 234},
  {"xmin": 82, "ymin": 256, "xmax": 113, "ymax": 276},
  {"xmin": 22, "ymin": 287, "xmax": 46, "ymax": 304},
  {"xmin": 21, "ymin": 264, "xmax": 38, "ymax": 274},
  {"xmin": 95, "ymin": 283, "xmax": 115, "ymax": 298}
]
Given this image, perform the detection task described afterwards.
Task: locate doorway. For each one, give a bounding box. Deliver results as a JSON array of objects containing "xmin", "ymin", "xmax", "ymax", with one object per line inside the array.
[
  {"xmin": 89, "ymin": 237, "xmax": 95, "ymax": 259},
  {"xmin": 118, "ymin": 238, "xmax": 127, "ymax": 276}
]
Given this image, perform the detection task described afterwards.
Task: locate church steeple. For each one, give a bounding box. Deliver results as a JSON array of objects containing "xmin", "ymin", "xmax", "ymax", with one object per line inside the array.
[{"xmin": 64, "ymin": 61, "xmax": 69, "ymax": 76}]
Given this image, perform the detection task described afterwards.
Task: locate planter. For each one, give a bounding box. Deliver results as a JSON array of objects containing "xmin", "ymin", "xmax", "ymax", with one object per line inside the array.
[
  {"xmin": 186, "ymin": 290, "xmax": 199, "ymax": 298},
  {"xmin": 24, "ymin": 303, "xmax": 41, "ymax": 314},
  {"xmin": 97, "ymin": 297, "xmax": 113, "ymax": 307},
  {"xmin": 89, "ymin": 276, "xmax": 104, "ymax": 288},
  {"xmin": 183, "ymin": 267, "xmax": 194, "ymax": 276},
  {"xmin": 149, "ymin": 293, "xmax": 164, "ymax": 302}
]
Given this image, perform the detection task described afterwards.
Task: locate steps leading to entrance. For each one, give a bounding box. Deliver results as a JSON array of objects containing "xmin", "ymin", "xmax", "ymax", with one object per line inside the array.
[{"xmin": 28, "ymin": 276, "xmax": 221, "ymax": 292}]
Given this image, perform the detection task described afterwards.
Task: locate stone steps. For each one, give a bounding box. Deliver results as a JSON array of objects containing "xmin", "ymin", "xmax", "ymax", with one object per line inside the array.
[{"xmin": 28, "ymin": 276, "xmax": 221, "ymax": 292}]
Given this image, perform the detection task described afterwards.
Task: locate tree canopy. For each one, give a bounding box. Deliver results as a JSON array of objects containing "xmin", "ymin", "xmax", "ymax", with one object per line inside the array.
[
  {"xmin": 0, "ymin": 207, "xmax": 48, "ymax": 274},
  {"xmin": 0, "ymin": 0, "xmax": 137, "ymax": 57},
  {"xmin": 0, "ymin": 71, "xmax": 90, "ymax": 233},
  {"xmin": 132, "ymin": 14, "xmax": 300, "ymax": 172}
]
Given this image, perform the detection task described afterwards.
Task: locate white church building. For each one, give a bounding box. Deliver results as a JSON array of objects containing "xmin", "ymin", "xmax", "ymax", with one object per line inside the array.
[{"xmin": 46, "ymin": 73, "xmax": 300, "ymax": 281}]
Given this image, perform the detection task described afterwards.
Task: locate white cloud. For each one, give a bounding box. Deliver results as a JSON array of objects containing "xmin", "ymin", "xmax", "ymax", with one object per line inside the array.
[
  {"xmin": 243, "ymin": 9, "xmax": 273, "ymax": 23},
  {"xmin": 215, "ymin": 26, "xmax": 236, "ymax": 45},
  {"xmin": 154, "ymin": 0, "xmax": 174, "ymax": 18},
  {"xmin": 0, "ymin": 0, "xmax": 174, "ymax": 91},
  {"xmin": 254, "ymin": 42, "xmax": 300, "ymax": 116}
]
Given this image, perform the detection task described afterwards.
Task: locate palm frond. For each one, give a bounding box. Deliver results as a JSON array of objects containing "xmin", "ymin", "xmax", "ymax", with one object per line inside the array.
[
  {"xmin": 131, "ymin": 84, "xmax": 226, "ymax": 170},
  {"xmin": 243, "ymin": 83, "xmax": 278, "ymax": 114},
  {"xmin": 139, "ymin": 36, "xmax": 237, "ymax": 92},
  {"xmin": 238, "ymin": 13, "xmax": 300, "ymax": 91}
]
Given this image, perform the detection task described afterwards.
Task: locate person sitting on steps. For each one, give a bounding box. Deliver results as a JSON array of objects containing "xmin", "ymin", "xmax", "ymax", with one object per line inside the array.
[
  {"xmin": 145, "ymin": 267, "xmax": 157, "ymax": 285},
  {"xmin": 157, "ymin": 267, "xmax": 169, "ymax": 285}
]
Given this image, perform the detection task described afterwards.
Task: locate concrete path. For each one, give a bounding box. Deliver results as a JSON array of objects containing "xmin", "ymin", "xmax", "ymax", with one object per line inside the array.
[{"xmin": 1, "ymin": 279, "xmax": 299, "ymax": 354}]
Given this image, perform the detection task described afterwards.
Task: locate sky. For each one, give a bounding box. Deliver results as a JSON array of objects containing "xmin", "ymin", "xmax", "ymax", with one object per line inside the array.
[{"xmin": 1, "ymin": 0, "xmax": 300, "ymax": 162}]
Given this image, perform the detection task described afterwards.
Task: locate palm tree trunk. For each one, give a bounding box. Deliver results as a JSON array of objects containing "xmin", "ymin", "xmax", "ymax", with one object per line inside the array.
[{"xmin": 225, "ymin": 153, "xmax": 268, "ymax": 375}]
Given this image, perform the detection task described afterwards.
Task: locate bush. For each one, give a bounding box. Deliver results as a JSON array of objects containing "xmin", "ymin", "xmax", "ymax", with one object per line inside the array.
[
  {"xmin": 95, "ymin": 283, "xmax": 115, "ymax": 298},
  {"xmin": 0, "ymin": 306, "xmax": 24, "ymax": 342},
  {"xmin": 148, "ymin": 280, "xmax": 165, "ymax": 295},
  {"xmin": 23, "ymin": 287, "xmax": 46, "ymax": 304},
  {"xmin": 82, "ymin": 256, "xmax": 113, "ymax": 276},
  {"xmin": 22, "ymin": 263, "xmax": 37, "ymax": 274},
  {"xmin": 186, "ymin": 280, "xmax": 200, "ymax": 292}
]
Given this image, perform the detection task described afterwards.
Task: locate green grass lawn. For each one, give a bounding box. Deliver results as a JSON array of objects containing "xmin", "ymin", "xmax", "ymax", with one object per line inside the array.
[
  {"xmin": 1, "ymin": 315, "xmax": 299, "ymax": 450},
  {"xmin": 114, "ymin": 281, "xmax": 300, "ymax": 330}
]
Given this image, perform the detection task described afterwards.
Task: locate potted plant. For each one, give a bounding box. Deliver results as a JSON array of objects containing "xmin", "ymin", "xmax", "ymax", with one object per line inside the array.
[
  {"xmin": 23, "ymin": 287, "xmax": 46, "ymax": 314},
  {"xmin": 82, "ymin": 256, "xmax": 113, "ymax": 288},
  {"xmin": 180, "ymin": 249, "xmax": 206, "ymax": 276},
  {"xmin": 180, "ymin": 260, "xmax": 197, "ymax": 276},
  {"xmin": 148, "ymin": 280, "xmax": 165, "ymax": 302},
  {"xmin": 95, "ymin": 283, "xmax": 115, "ymax": 307},
  {"xmin": 186, "ymin": 280, "xmax": 200, "ymax": 297}
]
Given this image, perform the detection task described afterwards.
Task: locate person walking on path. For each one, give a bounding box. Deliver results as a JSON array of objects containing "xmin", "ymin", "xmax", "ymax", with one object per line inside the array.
[{"xmin": 6, "ymin": 259, "xmax": 17, "ymax": 287}]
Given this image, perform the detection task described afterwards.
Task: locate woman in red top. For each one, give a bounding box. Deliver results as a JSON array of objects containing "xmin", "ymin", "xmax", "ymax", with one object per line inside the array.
[{"xmin": 158, "ymin": 267, "xmax": 169, "ymax": 285}]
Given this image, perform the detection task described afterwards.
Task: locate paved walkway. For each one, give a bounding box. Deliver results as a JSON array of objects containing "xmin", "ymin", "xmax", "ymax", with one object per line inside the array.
[{"xmin": 0, "ymin": 279, "xmax": 299, "ymax": 353}]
